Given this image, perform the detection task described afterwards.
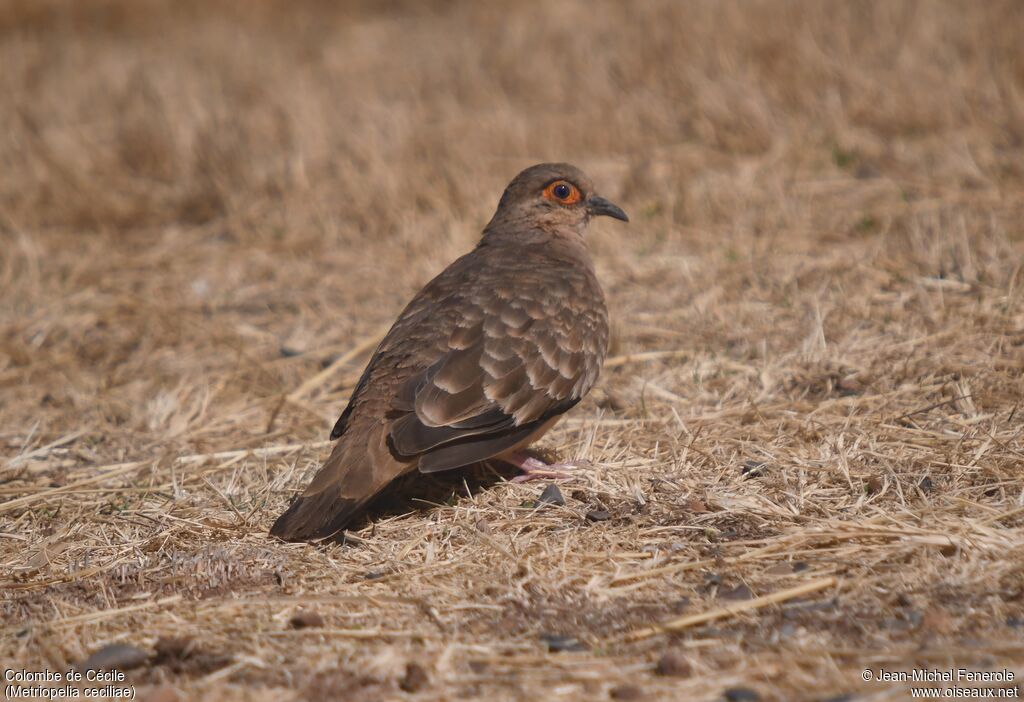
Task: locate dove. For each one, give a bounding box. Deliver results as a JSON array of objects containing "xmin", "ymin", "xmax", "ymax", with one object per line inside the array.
[{"xmin": 271, "ymin": 162, "xmax": 628, "ymax": 541}]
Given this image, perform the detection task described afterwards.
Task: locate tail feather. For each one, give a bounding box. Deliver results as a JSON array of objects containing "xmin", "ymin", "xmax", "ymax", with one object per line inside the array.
[
  {"xmin": 270, "ymin": 419, "xmax": 407, "ymax": 542},
  {"xmin": 269, "ymin": 486, "xmax": 366, "ymax": 542}
]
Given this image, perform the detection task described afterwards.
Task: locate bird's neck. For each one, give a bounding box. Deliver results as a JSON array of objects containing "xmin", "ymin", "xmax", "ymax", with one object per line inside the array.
[{"xmin": 478, "ymin": 225, "xmax": 594, "ymax": 267}]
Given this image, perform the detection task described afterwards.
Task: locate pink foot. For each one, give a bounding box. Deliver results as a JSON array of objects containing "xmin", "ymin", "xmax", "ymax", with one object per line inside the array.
[{"xmin": 499, "ymin": 451, "xmax": 589, "ymax": 483}]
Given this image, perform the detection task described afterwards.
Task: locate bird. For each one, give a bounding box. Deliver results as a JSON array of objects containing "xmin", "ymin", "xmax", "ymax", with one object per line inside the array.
[{"xmin": 270, "ymin": 162, "xmax": 628, "ymax": 541}]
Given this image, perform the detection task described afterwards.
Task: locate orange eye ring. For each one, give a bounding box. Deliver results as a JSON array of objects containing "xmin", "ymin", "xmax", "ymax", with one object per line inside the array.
[{"xmin": 543, "ymin": 180, "xmax": 582, "ymax": 206}]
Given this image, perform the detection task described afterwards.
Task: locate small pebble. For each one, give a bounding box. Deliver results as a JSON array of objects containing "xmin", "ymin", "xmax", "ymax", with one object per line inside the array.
[
  {"xmin": 719, "ymin": 584, "xmax": 754, "ymax": 601},
  {"xmin": 399, "ymin": 662, "xmax": 429, "ymax": 693},
  {"xmin": 289, "ymin": 610, "xmax": 325, "ymax": 629},
  {"xmin": 893, "ymin": 593, "xmax": 913, "ymax": 608},
  {"xmin": 654, "ymin": 650, "xmax": 691, "ymax": 677},
  {"xmin": 538, "ymin": 483, "xmax": 565, "ymax": 506},
  {"xmin": 610, "ymin": 683, "xmax": 644, "ymax": 700},
  {"xmin": 540, "ymin": 633, "xmax": 588, "ymax": 653},
  {"xmin": 585, "ymin": 509, "xmax": 611, "ymax": 522},
  {"xmin": 855, "ymin": 163, "xmax": 880, "ymax": 179},
  {"xmin": 723, "ymin": 687, "xmax": 760, "ymax": 702},
  {"xmin": 77, "ymin": 643, "xmax": 149, "ymax": 673},
  {"xmin": 740, "ymin": 460, "xmax": 767, "ymax": 478}
]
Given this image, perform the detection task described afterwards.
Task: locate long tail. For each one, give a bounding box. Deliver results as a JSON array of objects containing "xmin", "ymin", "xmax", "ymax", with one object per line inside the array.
[
  {"xmin": 269, "ymin": 483, "xmax": 367, "ymax": 541},
  {"xmin": 270, "ymin": 421, "xmax": 404, "ymax": 541}
]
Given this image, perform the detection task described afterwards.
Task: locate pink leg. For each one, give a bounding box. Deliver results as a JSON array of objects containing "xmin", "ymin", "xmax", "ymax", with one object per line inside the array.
[{"xmin": 499, "ymin": 450, "xmax": 589, "ymax": 483}]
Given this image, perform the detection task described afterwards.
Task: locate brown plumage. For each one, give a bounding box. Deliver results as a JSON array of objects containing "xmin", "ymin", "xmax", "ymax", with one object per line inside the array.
[{"xmin": 270, "ymin": 163, "xmax": 629, "ymax": 541}]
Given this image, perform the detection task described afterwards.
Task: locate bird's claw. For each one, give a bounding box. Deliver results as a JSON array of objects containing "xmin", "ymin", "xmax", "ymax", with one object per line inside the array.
[{"xmin": 502, "ymin": 452, "xmax": 590, "ymax": 482}]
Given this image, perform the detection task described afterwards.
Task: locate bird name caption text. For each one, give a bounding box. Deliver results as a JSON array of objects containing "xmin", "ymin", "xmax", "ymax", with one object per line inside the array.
[{"xmin": 4, "ymin": 668, "xmax": 136, "ymax": 699}]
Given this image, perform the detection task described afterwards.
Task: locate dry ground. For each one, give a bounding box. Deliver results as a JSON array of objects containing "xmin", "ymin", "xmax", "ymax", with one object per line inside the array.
[{"xmin": 3, "ymin": 1, "xmax": 1024, "ymax": 700}]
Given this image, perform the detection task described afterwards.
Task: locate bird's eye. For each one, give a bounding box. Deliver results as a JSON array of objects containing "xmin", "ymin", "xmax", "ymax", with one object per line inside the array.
[{"xmin": 543, "ymin": 180, "xmax": 582, "ymax": 205}]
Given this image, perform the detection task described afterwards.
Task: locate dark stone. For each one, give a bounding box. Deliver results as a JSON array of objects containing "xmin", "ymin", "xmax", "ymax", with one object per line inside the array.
[
  {"xmin": 540, "ymin": 633, "xmax": 588, "ymax": 652},
  {"xmin": 399, "ymin": 662, "xmax": 429, "ymax": 693},
  {"xmin": 77, "ymin": 643, "xmax": 149, "ymax": 672},
  {"xmin": 855, "ymin": 163, "xmax": 880, "ymax": 179},
  {"xmin": 585, "ymin": 510, "xmax": 611, "ymax": 522},
  {"xmin": 654, "ymin": 650, "xmax": 691, "ymax": 677},
  {"xmin": 893, "ymin": 593, "xmax": 913, "ymax": 608},
  {"xmin": 289, "ymin": 610, "xmax": 325, "ymax": 629},
  {"xmin": 538, "ymin": 484, "xmax": 565, "ymax": 506},
  {"xmin": 741, "ymin": 460, "xmax": 768, "ymax": 478},
  {"xmin": 723, "ymin": 688, "xmax": 760, "ymax": 701}
]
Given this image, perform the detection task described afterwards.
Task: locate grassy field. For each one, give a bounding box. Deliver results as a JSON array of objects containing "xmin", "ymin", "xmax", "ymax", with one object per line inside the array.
[{"xmin": 3, "ymin": 1, "xmax": 1024, "ymax": 700}]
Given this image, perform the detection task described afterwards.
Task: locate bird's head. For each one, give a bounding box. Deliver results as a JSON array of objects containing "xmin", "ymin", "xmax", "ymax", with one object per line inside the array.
[{"xmin": 484, "ymin": 163, "xmax": 628, "ymax": 239}]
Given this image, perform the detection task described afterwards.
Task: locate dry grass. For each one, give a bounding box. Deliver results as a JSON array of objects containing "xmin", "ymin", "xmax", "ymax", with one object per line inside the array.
[{"xmin": 3, "ymin": 1, "xmax": 1024, "ymax": 700}]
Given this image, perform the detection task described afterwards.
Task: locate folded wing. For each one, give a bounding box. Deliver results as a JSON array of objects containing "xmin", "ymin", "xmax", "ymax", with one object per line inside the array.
[{"xmin": 387, "ymin": 292, "xmax": 602, "ymax": 473}]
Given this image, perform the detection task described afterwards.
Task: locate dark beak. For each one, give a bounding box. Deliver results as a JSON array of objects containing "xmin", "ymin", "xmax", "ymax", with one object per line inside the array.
[{"xmin": 587, "ymin": 195, "xmax": 629, "ymax": 222}]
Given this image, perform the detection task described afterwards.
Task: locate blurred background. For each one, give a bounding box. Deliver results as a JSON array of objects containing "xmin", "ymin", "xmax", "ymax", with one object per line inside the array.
[
  {"xmin": 4, "ymin": 2, "xmax": 1024, "ymax": 696},
  {"xmin": 2, "ymin": 0, "xmax": 1024, "ymax": 458}
]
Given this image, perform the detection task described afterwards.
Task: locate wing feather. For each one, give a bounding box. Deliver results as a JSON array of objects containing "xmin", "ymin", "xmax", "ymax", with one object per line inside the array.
[
  {"xmin": 328, "ymin": 247, "xmax": 608, "ymax": 475},
  {"xmin": 387, "ymin": 293, "xmax": 604, "ymax": 472}
]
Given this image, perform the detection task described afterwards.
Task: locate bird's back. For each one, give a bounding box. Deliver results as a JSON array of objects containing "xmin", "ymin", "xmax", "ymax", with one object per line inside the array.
[{"xmin": 340, "ymin": 238, "xmax": 608, "ymax": 440}]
